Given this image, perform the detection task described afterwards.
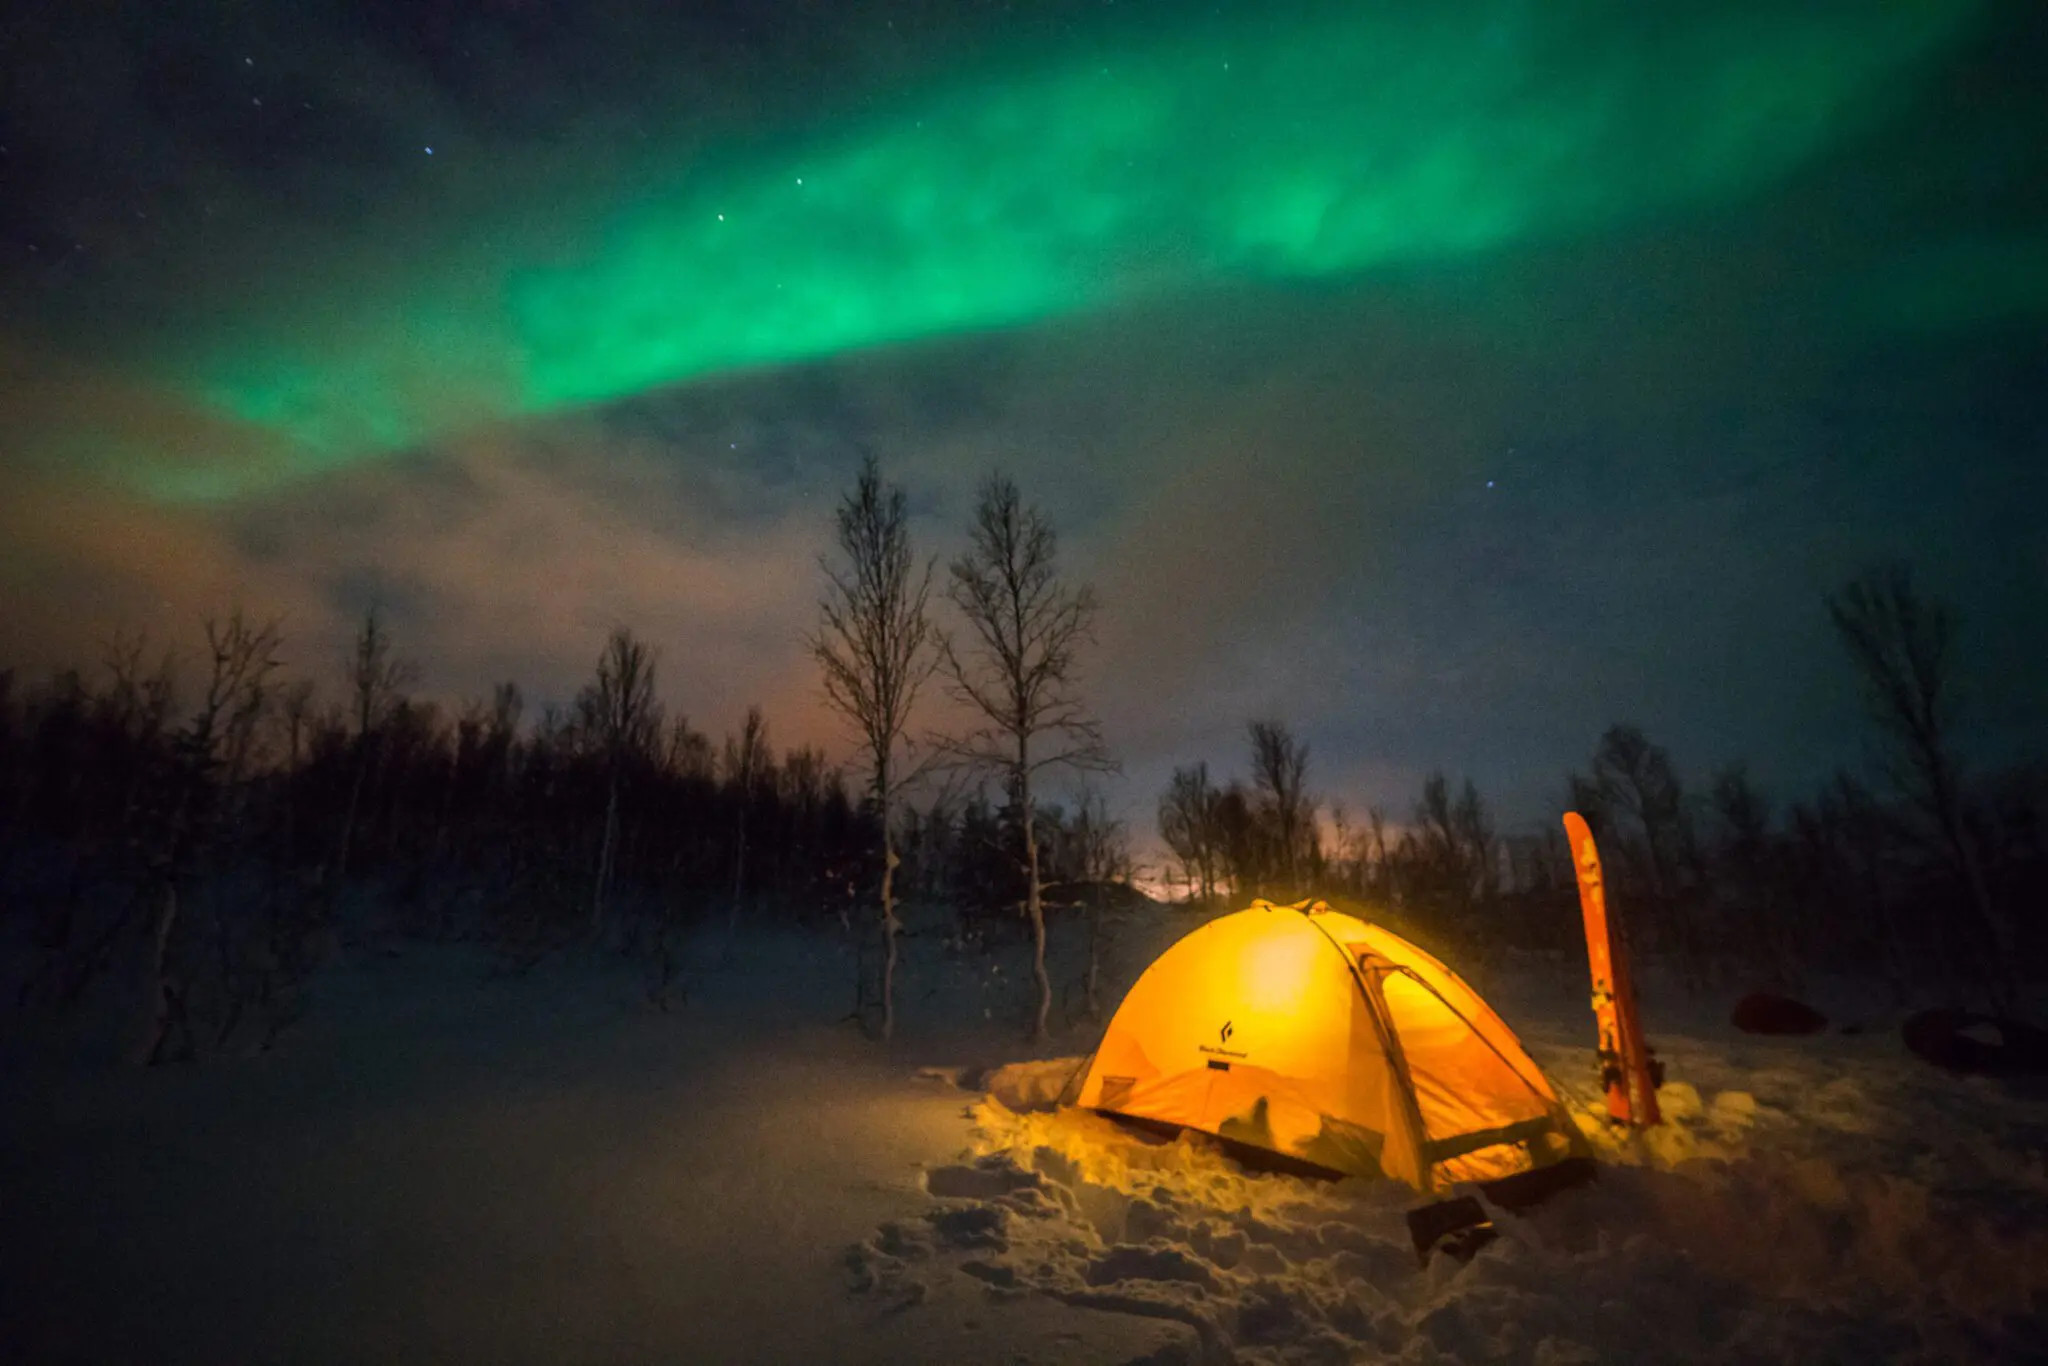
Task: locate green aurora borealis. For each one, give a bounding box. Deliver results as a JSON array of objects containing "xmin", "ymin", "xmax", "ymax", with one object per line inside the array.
[{"xmin": 156, "ymin": 0, "xmax": 1978, "ymax": 500}]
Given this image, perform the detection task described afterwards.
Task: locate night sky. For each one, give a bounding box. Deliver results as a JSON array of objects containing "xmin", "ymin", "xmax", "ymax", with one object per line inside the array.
[{"xmin": 3, "ymin": 0, "xmax": 2044, "ymax": 831}]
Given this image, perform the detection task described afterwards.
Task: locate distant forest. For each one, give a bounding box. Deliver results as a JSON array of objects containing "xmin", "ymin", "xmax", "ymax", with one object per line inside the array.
[{"xmin": 2, "ymin": 506, "xmax": 2039, "ymax": 1061}]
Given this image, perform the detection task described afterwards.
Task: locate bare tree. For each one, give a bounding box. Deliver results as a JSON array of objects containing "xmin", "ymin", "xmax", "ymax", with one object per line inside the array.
[
  {"xmin": 141, "ymin": 611, "xmax": 281, "ymax": 1065},
  {"xmin": 1588, "ymin": 726, "xmax": 1686, "ymax": 898},
  {"xmin": 336, "ymin": 609, "xmax": 416, "ymax": 880},
  {"xmin": 664, "ymin": 713, "xmax": 715, "ymax": 783},
  {"xmin": 1248, "ymin": 720, "xmax": 1312, "ymax": 896},
  {"xmin": 101, "ymin": 628, "xmax": 177, "ymax": 837},
  {"xmin": 1364, "ymin": 806, "xmax": 1391, "ymax": 901},
  {"xmin": 1158, "ymin": 761, "xmax": 1223, "ymax": 903},
  {"xmin": 277, "ymin": 680, "xmax": 317, "ymax": 774},
  {"xmin": 942, "ymin": 472, "xmax": 1112, "ymax": 1041},
  {"xmin": 1412, "ymin": 772, "xmax": 1496, "ymax": 935},
  {"xmin": 580, "ymin": 628, "xmax": 660, "ymax": 937},
  {"xmin": 721, "ymin": 705, "xmax": 770, "ymax": 964},
  {"xmin": 1212, "ymin": 781, "xmax": 1264, "ymax": 894},
  {"xmin": 651, "ymin": 711, "xmax": 712, "ymax": 1013},
  {"xmin": 812, "ymin": 454, "xmax": 940, "ymax": 1041},
  {"xmin": 1827, "ymin": 563, "xmax": 2010, "ymax": 997},
  {"xmin": 1453, "ymin": 779, "xmax": 1499, "ymax": 911},
  {"xmin": 1707, "ymin": 765, "xmax": 1795, "ymax": 986},
  {"xmin": 1579, "ymin": 724, "xmax": 1699, "ymax": 978},
  {"xmin": 1067, "ymin": 786, "xmax": 1130, "ymax": 1022},
  {"xmin": 1325, "ymin": 801, "xmax": 1356, "ymax": 896}
]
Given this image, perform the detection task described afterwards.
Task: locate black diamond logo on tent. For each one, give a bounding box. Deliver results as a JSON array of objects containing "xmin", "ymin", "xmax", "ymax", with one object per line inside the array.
[{"xmin": 1219, "ymin": 1020, "xmax": 1234, "ymax": 1044}]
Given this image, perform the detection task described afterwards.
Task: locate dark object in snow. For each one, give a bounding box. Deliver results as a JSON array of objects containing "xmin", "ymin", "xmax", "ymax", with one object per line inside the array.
[
  {"xmin": 1901, "ymin": 1009, "xmax": 2048, "ymax": 1076},
  {"xmin": 1482, "ymin": 1155, "xmax": 1598, "ymax": 1212},
  {"xmin": 1437, "ymin": 1221, "xmax": 1497, "ymax": 1264},
  {"xmin": 1407, "ymin": 1196, "xmax": 1495, "ymax": 1263},
  {"xmin": 927, "ymin": 1203, "xmax": 1009, "ymax": 1250},
  {"xmin": 924, "ymin": 1156, "xmax": 1044, "ymax": 1200},
  {"xmin": 1406, "ymin": 1157, "xmax": 1598, "ymax": 1263},
  {"xmin": 1731, "ymin": 991, "xmax": 1828, "ymax": 1036}
]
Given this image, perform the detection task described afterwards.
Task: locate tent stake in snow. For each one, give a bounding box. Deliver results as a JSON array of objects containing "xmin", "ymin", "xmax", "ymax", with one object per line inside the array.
[{"xmin": 1564, "ymin": 812, "xmax": 1660, "ymax": 1128}]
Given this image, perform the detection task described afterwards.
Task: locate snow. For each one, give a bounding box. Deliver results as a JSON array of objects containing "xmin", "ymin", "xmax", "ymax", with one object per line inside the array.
[
  {"xmin": 872, "ymin": 1039, "xmax": 2048, "ymax": 1364},
  {"xmin": 5, "ymin": 901, "xmax": 2047, "ymax": 1363},
  {"xmin": 0, "ymin": 933, "xmax": 1180, "ymax": 1365},
  {"xmin": 856, "ymin": 907, "xmax": 2048, "ymax": 1365}
]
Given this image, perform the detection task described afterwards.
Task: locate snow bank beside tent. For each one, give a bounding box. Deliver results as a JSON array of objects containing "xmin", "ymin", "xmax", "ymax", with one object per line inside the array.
[{"xmin": 860, "ymin": 1022, "xmax": 2048, "ymax": 1364}]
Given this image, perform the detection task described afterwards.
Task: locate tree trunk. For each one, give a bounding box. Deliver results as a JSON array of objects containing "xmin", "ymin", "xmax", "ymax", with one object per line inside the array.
[
  {"xmin": 1084, "ymin": 888, "xmax": 1102, "ymax": 1022},
  {"xmin": 432, "ymin": 760, "xmax": 457, "ymax": 875},
  {"xmin": 879, "ymin": 780, "xmax": 898, "ymax": 1041},
  {"xmin": 1282, "ymin": 812, "xmax": 1297, "ymax": 897},
  {"xmin": 336, "ymin": 739, "xmax": 369, "ymax": 880},
  {"xmin": 1023, "ymin": 769, "xmax": 1050, "ymax": 1042},
  {"xmin": 651, "ymin": 904, "xmax": 682, "ymax": 1014},
  {"xmin": 1935, "ymin": 793, "xmax": 2011, "ymax": 1008},
  {"xmin": 592, "ymin": 772, "xmax": 619, "ymax": 937},
  {"xmin": 723, "ymin": 798, "xmax": 748, "ymax": 966},
  {"xmin": 1874, "ymin": 884, "xmax": 1910, "ymax": 1005},
  {"xmin": 283, "ymin": 732, "xmax": 300, "ymax": 871},
  {"xmin": 139, "ymin": 881, "xmax": 183, "ymax": 1065}
]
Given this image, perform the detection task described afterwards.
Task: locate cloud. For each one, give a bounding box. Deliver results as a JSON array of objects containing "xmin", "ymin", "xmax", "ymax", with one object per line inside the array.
[{"xmin": 0, "ymin": 465, "xmax": 329, "ymax": 681}]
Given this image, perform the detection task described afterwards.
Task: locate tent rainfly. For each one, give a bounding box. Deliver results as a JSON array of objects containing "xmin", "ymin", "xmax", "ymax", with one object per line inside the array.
[{"xmin": 1066, "ymin": 899, "xmax": 1584, "ymax": 1192}]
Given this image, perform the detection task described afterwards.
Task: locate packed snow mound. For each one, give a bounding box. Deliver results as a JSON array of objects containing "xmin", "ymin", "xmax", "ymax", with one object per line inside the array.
[
  {"xmin": 853, "ymin": 1041, "xmax": 2048, "ymax": 1365},
  {"xmin": 980, "ymin": 1056, "xmax": 1090, "ymax": 1112},
  {"xmin": 913, "ymin": 1056, "xmax": 1087, "ymax": 1110},
  {"xmin": 1558, "ymin": 1078, "xmax": 1760, "ymax": 1169}
]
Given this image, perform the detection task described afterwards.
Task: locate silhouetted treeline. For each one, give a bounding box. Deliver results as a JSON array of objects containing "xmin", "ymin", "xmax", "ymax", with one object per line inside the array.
[
  {"xmin": 0, "ymin": 616, "xmax": 889, "ymax": 1055},
  {"xmin": 4, "ymin": 563, "xmax": 2036, "ymax": 1057},
  {"xmin": 1326, "ymin": 728, "xmax": 2043, "ymax": 1002},
  {"xmin": 893, "ymin": 784, "xmax": 1133, "ymax": 940},
  {"xmin": 0, "ymin": 606, "xmax": 1148, "ymax": 1056},
  {"xmin": 1156, "ymin": 567, "xmax": 2044, "ymax": 1003}
]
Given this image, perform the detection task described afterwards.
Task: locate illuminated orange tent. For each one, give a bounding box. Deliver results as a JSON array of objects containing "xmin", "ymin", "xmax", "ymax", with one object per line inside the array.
[{"xmin": 1067, "ymin": 899, "xmax": 1583, "ymax": 1192}]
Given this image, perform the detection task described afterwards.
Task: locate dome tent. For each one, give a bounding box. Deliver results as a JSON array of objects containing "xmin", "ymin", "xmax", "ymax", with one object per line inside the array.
[{"xmin": 1066, "ymin": 899, "xmax": 1583, "ymax": 1192}]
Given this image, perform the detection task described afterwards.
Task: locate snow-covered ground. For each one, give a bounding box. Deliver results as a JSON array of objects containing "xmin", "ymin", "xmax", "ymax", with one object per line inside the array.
[
  {"xmin": 0, "ymin": 925, "xmax": 1186, "ymax": 1365},
  {"xmin": 4, "ymin": 901, "xmax": 2045, "ymax": 1364}
]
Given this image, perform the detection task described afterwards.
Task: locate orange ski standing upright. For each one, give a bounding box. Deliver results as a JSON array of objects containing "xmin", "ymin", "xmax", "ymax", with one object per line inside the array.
[{"xmin": 1563, "ymin": 811, "xmax": 1660, "ymax": 1127}]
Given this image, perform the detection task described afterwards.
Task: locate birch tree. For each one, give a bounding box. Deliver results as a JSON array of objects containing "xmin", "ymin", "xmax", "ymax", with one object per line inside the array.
[
  {"xmin": 141, "ymin": 610, "xmax": 280, "ymax": 1064},
  {"xmin": 1068, "ymin": 786, "xmax": 1129, "ymax": 1022},
  {"xmin": 942, "ymin": 473, "xmax": 1110, "ymax": 1041},
  {"xmin": 812, "ymin": 455, "xmax": 939, "ymax": 1040},
  {"xmin": 1158, "ymin": 761, "xmax": 1223, "ymax": 903},
  {"xmin": 1827, "ymin": 563, "xmax": 2009, "ymax": 1001}
]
